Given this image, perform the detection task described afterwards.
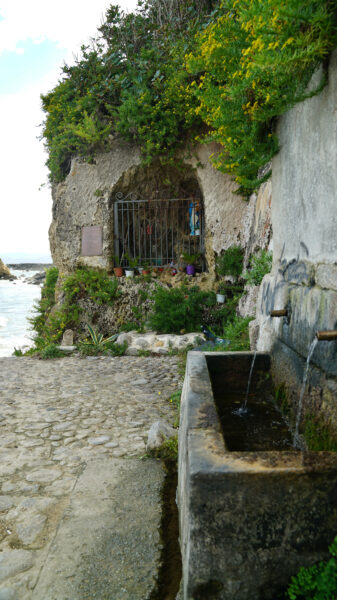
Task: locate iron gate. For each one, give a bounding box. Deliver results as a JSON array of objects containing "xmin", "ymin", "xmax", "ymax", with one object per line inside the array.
[{"xmin": 113, "ymin": 193, "xmax": 204, "ymax": 268}]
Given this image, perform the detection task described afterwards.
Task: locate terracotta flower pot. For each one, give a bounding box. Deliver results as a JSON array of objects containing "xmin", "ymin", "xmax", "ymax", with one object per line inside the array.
[{"xmin": 113, "ymin": 267, "xmax": 123, "ymax": 277}]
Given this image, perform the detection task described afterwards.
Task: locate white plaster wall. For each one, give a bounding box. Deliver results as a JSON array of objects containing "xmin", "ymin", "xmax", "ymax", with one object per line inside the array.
[
  {"xmin": 272, "ymin": 52, "xmax": 337, "ymax": 266},
  {"xmin": 254, "ymin": 51, "xmax": 337, "ymax": 381},
  {"xmin": 191, "ymin": 144, "xmax": 248, "ymax": 255}
]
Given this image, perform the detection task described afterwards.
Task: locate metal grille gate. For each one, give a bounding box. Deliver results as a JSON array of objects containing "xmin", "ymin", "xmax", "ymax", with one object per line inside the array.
[{"xmin": 113, "ymin": 193, "xmax": 204, "ymax": 268}]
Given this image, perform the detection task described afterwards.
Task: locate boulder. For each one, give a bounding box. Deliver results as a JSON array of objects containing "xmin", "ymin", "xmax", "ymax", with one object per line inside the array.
[{"xmin": 146, "ymin": 420, "xmax": 177, "ymax": 453}]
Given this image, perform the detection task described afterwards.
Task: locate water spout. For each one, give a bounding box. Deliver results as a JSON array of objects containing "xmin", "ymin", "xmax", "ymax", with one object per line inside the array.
[
  {"xmin": 270, "ymin": 309, "xmax": 288, "ymax": 317},
  {"xmin": 316, "ymin": 330, "xmax": 337, "ymax": 341}
]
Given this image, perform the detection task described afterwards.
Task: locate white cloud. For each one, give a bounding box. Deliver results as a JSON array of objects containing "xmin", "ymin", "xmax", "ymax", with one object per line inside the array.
[
  {"xmin": 0, "ymin": 0, "xmax": 138, "ymax": 56},
  {"xmin": 0, "ymin": 0, "xmax": 138, "ymax": 255}
]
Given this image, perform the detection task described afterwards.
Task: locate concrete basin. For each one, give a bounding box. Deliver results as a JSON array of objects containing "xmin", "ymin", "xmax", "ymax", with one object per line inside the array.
[{"xmin": 178, "ymin": 351, "xmax": 337, "ymax": 600}]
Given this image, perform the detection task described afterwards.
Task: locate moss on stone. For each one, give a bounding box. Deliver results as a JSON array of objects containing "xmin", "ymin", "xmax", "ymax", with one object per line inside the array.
[{"xmin": 304, "ymin": 413, "xmax": 337, "ymax": 451}]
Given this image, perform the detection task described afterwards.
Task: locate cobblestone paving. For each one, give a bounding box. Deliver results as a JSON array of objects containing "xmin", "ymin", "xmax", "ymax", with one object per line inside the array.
[{"xmin": 0, "ymin": 355, "xmax": 180, "ymax": 599}]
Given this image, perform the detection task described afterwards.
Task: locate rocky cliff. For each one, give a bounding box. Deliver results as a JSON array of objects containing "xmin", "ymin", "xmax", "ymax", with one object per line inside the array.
[{"xmin": 0, "ymin": 258, "xmax": 15, "ymax": 280}]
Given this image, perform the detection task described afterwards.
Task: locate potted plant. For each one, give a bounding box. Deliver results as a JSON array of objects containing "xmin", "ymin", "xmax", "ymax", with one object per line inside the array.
[
  {"xmin": 112, "ymin": 255, "xmax": 124, "ymax": 277},
  {"xmin": 125, "ymin": 253, "xmax": 139, "ymax": 278},
  {"xmin": 182, "ymin": 252, "xmax": 201, "ymax": 276},
  {"xmin": 138, "ymin": 259, "xmax": 151, "ymax": 275}
]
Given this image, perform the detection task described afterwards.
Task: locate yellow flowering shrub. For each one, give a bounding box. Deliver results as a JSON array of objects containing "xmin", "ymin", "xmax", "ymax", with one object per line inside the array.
[{"xmin": 186, "ymin": 0, "xmax": 336, "ymax": 194}]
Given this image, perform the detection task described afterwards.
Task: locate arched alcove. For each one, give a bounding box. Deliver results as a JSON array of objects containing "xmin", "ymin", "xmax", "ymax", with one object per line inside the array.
[{"xmin": 108, "ymin": 161, "xmax": 205, "ymax": 270}]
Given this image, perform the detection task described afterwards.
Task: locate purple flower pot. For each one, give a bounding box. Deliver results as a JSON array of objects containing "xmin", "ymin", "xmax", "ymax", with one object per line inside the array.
[{"xmin": 186, "ymin": 264, "xmax": 195, "ymax": 276}]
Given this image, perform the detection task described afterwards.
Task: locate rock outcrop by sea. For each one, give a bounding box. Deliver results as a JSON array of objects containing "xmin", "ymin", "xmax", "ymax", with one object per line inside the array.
[{"xmin": 0, "ymin": 258, "xmax": 15, "ymax": 280}]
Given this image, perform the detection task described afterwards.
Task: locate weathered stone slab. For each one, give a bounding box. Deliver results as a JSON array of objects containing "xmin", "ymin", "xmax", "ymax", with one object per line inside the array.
[
  {"xmin": 33, "ymin": 458, "xmax": 164, "ymax": 600},
  {"xmin": 26, "ymin": 468, "xmax": 61, "ymax": 483},
  {"xmin": 16, "ymin": 514, "xmax": 46, "ymax": 545},
  {"xmin": 0, "ymin": 550, "xmax": 34, "ymax": 583},
  {"xmin": 316, "ymin": 263, "xmax": 337, "ymax": 291},
  {"xmin": 81, "ymin": 226, "xmax": 102, "ymax": 257}
]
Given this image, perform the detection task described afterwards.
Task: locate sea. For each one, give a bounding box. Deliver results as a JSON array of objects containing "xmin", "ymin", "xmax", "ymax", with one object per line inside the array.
[{"xmin": 0, "ymin": 267, "xmax": 46, "ymax": 357}]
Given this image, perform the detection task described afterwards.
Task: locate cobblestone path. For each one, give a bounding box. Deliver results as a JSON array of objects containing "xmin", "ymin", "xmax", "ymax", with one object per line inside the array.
[{"xmin": 0, "ymin": 355, "xmax": 180, "ymax": 599}]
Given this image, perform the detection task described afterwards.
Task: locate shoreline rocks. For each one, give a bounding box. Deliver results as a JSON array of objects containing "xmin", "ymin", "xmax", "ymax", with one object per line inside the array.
[{"xmin": 0, "ymin": 259, "xmax": 16, "ymax": 280}]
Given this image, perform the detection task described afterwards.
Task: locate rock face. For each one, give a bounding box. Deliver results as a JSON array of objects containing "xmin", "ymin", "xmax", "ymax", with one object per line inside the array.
[
  {"xmin": 49, "ymin": 141, "xmax": 262, "ymax": 277},
  {"xmin": 253, "ymin": 51, "xmax": 337, "ymax": 435},
  {"xmin": 49, "ymin": 141, "xmax": 142, "ymax": 272},
  {"xmin": 0, "ymin": 259, "xmax": 15, "ymax": 280}
]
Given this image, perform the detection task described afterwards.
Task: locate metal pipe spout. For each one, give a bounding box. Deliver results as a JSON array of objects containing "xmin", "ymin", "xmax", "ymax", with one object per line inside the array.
[
  {"xmin": 316, "ymin": 330, "xmax": 337, "ymax": 341},
  {"xmin": 270, "ymin": 309, "xmax": 288, "ymax": 317}
]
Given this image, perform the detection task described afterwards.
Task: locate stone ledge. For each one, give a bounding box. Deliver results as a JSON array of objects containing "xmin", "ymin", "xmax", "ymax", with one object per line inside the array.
[{"xmin": 116, "ymin": 331, "xmax": 205, "ymax": 355}]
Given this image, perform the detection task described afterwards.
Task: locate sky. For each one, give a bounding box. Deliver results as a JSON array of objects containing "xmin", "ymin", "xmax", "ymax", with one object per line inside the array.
[{"xmin": 0, "ymin": 0, "xmax": 138, "ymax": 260}]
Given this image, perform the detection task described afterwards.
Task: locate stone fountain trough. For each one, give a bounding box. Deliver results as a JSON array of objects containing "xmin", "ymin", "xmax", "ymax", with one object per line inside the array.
[{"xmin": 178, "ymin": 351, "xmax": 337, "ymax": 600}]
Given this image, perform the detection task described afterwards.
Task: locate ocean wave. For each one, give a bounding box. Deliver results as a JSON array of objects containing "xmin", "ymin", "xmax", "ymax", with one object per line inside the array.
[{"xmin": 0, "ymin": 316, "xmax": 8, "ymax": 328}]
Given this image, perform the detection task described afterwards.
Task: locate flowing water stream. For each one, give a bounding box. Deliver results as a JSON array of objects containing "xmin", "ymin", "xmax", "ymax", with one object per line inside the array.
[
  {"xmin": 293, "ymin": 337, "xmax": 318, "ymax": 448},
  {"xmin": 233, "ymin": 350, "xmax": 257, "ymax": 416}
]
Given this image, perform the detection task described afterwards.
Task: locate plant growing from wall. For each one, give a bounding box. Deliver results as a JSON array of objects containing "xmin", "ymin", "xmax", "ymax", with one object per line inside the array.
[
  {"xmin": 186, "ymin": 0, "xmax": 337, "ymax": 194},
  {"xmin": 286, "ymin": 535, "xmax": 337, "ymax": 599},
  {"xmin": 222, "ymin": 315, "xmax": 253, "ymax": 351},
  {"xmin": 41, "ymin": 1, "xmax": 216, "ymax": 182},
  {"xmin": 30, "ymin": 267, "xmax": 120, "ymax": 349},
  {"xmin": 216, "ymin": 246, "xmax": 244, "ymax": 280},
  {"xmin": 243, "ymin": 250, "xmax": 272, "ymax": 286},
  {"xmin": 41, "ymin": 0, "xmax": 337, "ymax": 194}
]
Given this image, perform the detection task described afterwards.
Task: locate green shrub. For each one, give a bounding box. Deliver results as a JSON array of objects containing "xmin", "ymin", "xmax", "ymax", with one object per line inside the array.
[
  {"xmin": 216, "ymin": 247, "xmax": 244, "ymax": 280},
  {"xmin": 62, "ymin": 268, "xmax": 119, "ymax": 306},
  {"xmin": 243, "ymin": 250, "xmax": 272, "ymax": 286},
  {"xmin": 30, "ymin": 267, "xmax": 120, "ymax": 348},
  {"xmin": 13, "ymin": 348, "xmax": 24, "ymax": 357},
  {"xmin": 286, "ymin": 536, "xmax": 337, "ymax": 599},
  {"xmin": 148, "ymin": 285, "xmax": 216, "ymax": 334},
  {"xmin": 40, "ymin": 344, "xmax": 67, "ymax": 359},
  {"xmin": 187, "ymin": 0, "xmax": 337, "ymax": 194},
  {"xmin": 222, "ymin": 316, "xmax": 252, "ymax": 351},
  {"xmin": 41, "ymin": 0, "xmax": 337, "ymax": 194},
  {"xmin": 148, "ymin": 436, "xmax": 178, "ymax": 461},
  {"xmin": 29, "ymin": 267, "xmax": 59, "ymax": 347}
]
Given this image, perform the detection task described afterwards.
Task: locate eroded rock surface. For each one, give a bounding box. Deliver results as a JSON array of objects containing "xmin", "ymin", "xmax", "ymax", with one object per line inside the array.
[{"xmin": 0, "ymin": 260, "xmax": 15, "ymax": 281}]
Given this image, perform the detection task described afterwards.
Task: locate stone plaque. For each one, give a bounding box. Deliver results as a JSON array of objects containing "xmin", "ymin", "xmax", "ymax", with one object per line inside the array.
[{"xmin": 81, "ymin": 226, "xmax": 103, "ymax": 256}]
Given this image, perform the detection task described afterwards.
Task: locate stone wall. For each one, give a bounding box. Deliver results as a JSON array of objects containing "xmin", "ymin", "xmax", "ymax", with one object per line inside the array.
[
  {"xmin": 49, "ymin": 141, "xmax": 256, "ymax": 278},
  {"xmin": 49, "ymin": 141, "xmax": 141, "ymax": 273},
  {"xmin": 253, "ymin": 51, "xmax": 337, "ymax": 433}
]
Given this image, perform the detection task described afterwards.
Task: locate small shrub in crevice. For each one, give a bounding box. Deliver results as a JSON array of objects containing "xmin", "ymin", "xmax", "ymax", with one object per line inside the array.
[
  {"xmin": 216, "ymin": 247, "xmax": 244, "ymax": 280},
  {"xmin": 169, "ymin": 389, "xmax": 182, "ymax": 429},
  {"xmin": 30, "ymin": 267, "xmax": 120, "ymax": 351},
  {"xmin": 243, "ymin": 250, "xmax": 272, "ymax": 286},
  {"xmin": 222, "ymin": 316, "xmax": 253, "ymax": 351},
  {"xmin": 39, "ymin": 344, "xmax": 67, "ymax": 360},
  {"xmin": 148, "ymin": 436, "xmax": 178, "ymax": 461},
  {"xmin": 286, "ymin": 535, "xmax": 337, "ymax": 600}
]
